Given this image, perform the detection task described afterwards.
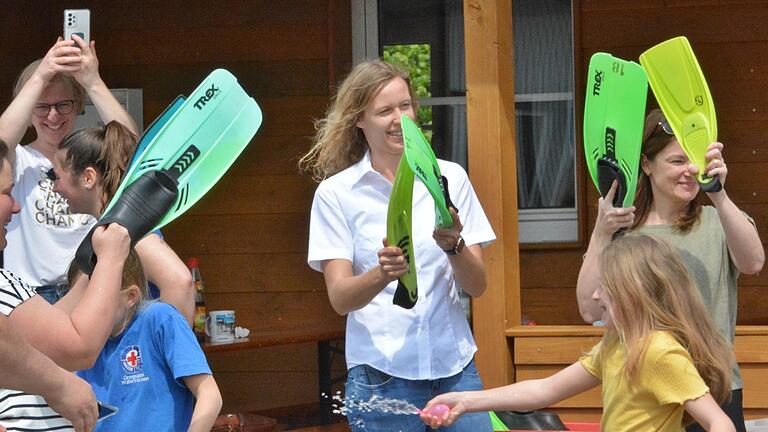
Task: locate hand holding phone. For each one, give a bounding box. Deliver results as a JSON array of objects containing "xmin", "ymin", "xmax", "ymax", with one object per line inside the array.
[{"xmin": 64, "ymin": 9, "xmax": 90, "ymax": 44}]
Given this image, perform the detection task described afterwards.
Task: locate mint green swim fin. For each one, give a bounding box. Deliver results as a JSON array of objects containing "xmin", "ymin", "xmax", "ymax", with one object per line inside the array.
[
  {"xmin": 387, "ymin": 155, "xmax": 418, "ymax": 309},
  {"xmin": 583, "ymin": 53, "xmax": 648, "ymax": 208},
  {"xmin": 640, "ymin": 36, "xmax": 721, "ymax": 192},
  {"xmin": 105, "ymin": 68, "xmax": 263, "ymax": 228},
  {"xmin": 128, "ymin": 95, "xmax": 186, "ymax": 169},
  {"xmin": 401, "ymin": 114, "xmax": 454, "ymax": 228},
  {"xmin": 75, "ymin": 69, "xmax": 262, "ymax": 275}
]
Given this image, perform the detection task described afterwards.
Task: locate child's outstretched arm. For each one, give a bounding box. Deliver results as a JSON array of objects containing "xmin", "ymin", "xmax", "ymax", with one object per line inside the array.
[
  {"xmin": 421, "ymin": 362, "xmax": 599, "ymax": 428},
  {"xmin": 183, "ymin": 374, "xmax": 223, "ymax": 432},
  {"xmin": 684, "ymin": 393, "xmax": 735, "ymax": 432}
]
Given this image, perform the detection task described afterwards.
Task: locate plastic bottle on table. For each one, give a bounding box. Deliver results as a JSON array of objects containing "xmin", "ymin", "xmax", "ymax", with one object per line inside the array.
[{"xmin": 188, "ymin": 257, "xmax": 206, "ymax": 342}]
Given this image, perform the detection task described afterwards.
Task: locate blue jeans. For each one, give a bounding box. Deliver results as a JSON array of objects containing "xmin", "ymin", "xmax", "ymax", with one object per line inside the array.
[
  {"xmin": 34, "ymin": 284, "xmax": 69, "ymax": 304},
  {"xmin": 344, "ymin": 360, "xmax": 493, "ymax": 432}
]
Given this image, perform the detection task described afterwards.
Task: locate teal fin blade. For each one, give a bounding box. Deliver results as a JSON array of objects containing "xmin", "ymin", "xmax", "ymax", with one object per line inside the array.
[
  {"xmin": 128, "ymin": 95, "xmax": 186, "ymax": 169},
  {"xmin": 103, "ymin": 69, "xmax": 262, "ymax": 231},
  {"xmin": 400, "ymin": 114, "xmax": 453, "ymax": 227},
  {"xmin": 387, "ymin": 155, "xmax": 418, "ymax": 309},
  {"xmin": 583, "ymin": 53, "xmax": 648, "ymax": 208},
  {"xmin": 640, "ymin": 36, "xmax": 720, "ymax": 191}
]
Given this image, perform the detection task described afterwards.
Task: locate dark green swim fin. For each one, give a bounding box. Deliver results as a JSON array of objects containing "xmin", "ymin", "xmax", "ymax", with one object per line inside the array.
[
  {"xmin": 583, "ymin": 53, "xmax": 648, "ymax": 208},
  {"xmin": 74, "ymin": 69, "xmax": 262, "ymax": 275}
]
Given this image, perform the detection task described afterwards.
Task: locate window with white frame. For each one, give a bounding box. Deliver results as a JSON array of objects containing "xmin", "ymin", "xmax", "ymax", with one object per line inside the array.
[{"xmin": 352, "ymin": 0, "xmax": 577, "ymax": 243}]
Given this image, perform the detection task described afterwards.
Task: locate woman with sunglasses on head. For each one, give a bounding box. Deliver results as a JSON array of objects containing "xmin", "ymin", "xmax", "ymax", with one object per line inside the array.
[
  {"xmin": 0, "ymin": 36, "xmax": 137, "ymax": 304},
  {"xmin": 575, "ymin": 108, "xmax": 764, "ymax": 432}
]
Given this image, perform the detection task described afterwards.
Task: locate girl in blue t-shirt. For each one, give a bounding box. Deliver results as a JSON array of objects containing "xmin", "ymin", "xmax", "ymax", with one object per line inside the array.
[{"xmin": 75, "ymin": 250, "xmax": 222, "ymax": 431}]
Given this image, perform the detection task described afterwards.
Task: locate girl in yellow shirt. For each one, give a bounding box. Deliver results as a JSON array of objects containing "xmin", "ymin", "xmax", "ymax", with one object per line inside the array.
[{"xmin": 421, "ymin": 233, "xmax": 736, "ymax": 432}]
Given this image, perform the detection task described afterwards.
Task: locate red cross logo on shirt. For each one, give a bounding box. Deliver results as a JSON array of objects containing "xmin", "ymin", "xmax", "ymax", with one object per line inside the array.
[
  {"xmin": 126, "ymin": 350, "xmax": 139, "ymax": 368},
  {"xmin": 120, "ymin": 345, "xmax": 142, "ymax": 374}
]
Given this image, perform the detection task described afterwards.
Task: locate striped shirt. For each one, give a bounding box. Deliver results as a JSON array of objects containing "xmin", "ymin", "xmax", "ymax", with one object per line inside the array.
[{"xmin": 0, "ymin": 268, "xmax": 73, "ymax": 431}]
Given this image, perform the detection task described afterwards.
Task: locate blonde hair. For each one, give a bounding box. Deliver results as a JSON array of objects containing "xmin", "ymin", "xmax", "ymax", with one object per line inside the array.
[
  {"xmin": 67, "ymin": 249, "xmax": 149, "ymax": 335},
  {"xmin": 14, "ymin": 59, "xmax": 86, "ymax": 114},
  {"xmin": 633, "ymin": 109, "xmax": 701, "ymax": 232},
  {"xmin": 299, "ymin": 60, "xmax": 416, "ymax": 182},
  {"xmin": 58, "ymin": 121, "xmax": 138, "ymax": 210},
  {"xmin": 597, "ymin": 233, "xmax": 733, "ymax": 416}
]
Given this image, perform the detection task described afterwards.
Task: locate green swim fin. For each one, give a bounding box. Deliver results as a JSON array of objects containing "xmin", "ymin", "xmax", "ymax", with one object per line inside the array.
[
  {"xmin": 387, "ymin": 155, "xmax": 418, "ymax": 309},
  {"xmin": 583, "ymin": 53, "xmax": 648, "ymax": 208},
  {"xmin": 104, "ymin": 68, "xmax": 263, "ymax": 228},
  {"xmin": 128, "ymin": 95, "xmax": 186, "ymax": 169},
  {"xmin": 401, "ymin": 114, "xmax": 454, "ymax": 228},
  {"xmin": 640, "ymin": 36, "xmax": 721, "ymax": 192},
  {"xmin": 75, "ymin": 69, "xmax": 262, "ymax": 275}
]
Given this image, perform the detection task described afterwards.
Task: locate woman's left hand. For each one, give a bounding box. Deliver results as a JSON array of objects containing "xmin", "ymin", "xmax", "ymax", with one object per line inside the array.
[
  {"xmin": 702, "ymin": 141, "xmax": 727, "ymax": 189},
  {"xmin": 433, "ymin": 208, "xmax": 463, "ymax": 252},
  {"xmin": 70, "ymin": 35, "xmax": 102, "ymax": 90}
]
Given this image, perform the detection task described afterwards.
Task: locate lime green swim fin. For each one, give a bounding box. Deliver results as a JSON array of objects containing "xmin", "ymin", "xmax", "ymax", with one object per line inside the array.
[
  {"xmin": 401, "ymin": 114, "xmax": 454, "ymax": 228},
  {"xmin": 387, "ymin": 155, "xmax": 418, "ymax": 309},
  {"xmin": 640, "ymin": 36, "xmax": 721, "ymax": 192},
  {"xmin": 386, "ymin": 115, "xmax": 456, "ymax": 309},
  {"xmin": 583, "ymin": 53, "xmax": 648, "ymax": 208}
]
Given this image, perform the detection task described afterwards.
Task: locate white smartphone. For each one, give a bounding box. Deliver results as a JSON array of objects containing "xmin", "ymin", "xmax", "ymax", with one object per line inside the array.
[{"xmin": 64, "ymin": 9, "xmax": 90, "ymax": 44}]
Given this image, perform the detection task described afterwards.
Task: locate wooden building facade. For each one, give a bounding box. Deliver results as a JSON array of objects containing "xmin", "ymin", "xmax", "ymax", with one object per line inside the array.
[{"xmin": 1, "ymin": 0, "xmax": 766, "ymax": 421}]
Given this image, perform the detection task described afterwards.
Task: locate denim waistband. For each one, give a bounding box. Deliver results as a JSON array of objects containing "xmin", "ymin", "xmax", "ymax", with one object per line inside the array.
[{"xmin": 34, "ymin": 283, "xmax": 69, "ymax": 292}]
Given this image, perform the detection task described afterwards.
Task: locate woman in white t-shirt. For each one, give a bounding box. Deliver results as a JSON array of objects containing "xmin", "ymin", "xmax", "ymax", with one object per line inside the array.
[
  {"xmin": 300, "ymin": 60, "xmax": 496, "ymax": 432},
  {"xmin": 0, "ymin": 36, "xmax": 138, "ymax": 303}
]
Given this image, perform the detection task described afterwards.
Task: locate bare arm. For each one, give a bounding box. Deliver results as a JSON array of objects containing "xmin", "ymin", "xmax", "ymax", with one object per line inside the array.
[
  {"xmin": 0, "ymin": 39, "xmax": 82, "ymax": 159},
  {"xmin": 684, "ymin": 393, "xmax": 736, "ymax": 432},
  {"xmin": 8, "ymin": 224, "xmax": 130, "ymax": 371},
  {"xmin": 70, "ymin": 35, "xmax": 138, "ymax": 135},
  {"xmin": 0, "ymin": 315, "xmax": 98, "ymax": 432},
  {"xmin": 183, "ymin": 374, "xmax": 222, "ymax": 432},
  {"xmin": 576, "ymin": 182, "xmax": 634, "ymax": 323},
  {"xmin": 421, "ymin": 362, "xmax": 599, "ymax": 428},
  {"xmin": 135, "ymin": 234, "xmax": 195, "ymax": 325},
  {"xmin": 322, "ymin": 240, "xmax": 407, "ymax": 315}
]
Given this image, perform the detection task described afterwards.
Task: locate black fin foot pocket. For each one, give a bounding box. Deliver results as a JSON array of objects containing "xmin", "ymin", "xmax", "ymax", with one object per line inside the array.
[
  {"xmin": 393, "ymin": 279, "xmax": 417, "ymax": 309},
  {"xmin": 74, "ymin": 170, "xmax": 179, "ymax": 275},
  {"xmin": 597, "ymin": 158, "xmax": 627, "ymax": 208}
]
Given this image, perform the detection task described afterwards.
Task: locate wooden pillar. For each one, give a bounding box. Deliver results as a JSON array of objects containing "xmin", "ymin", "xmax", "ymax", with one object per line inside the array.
[{"xmin": 463, "ymin": 0, "xmax": 520, "ymax": 388}]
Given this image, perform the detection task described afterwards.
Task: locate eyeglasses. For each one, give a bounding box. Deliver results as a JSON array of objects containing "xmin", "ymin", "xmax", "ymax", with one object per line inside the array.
[
  {"xmin": 658, "ymin": 120, "xmax": 674, "ymax": 136},
  {"xmin": 33, "ymin": 100, "xmax": 75, "ymax": 117}
]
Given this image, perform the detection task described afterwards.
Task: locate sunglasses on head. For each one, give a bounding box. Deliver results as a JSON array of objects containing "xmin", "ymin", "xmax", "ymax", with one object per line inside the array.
[
  {"xmin": 658, "ymin": 120, "xmax": 674, "ymax": 136},
  {"xmin": 44, "ymin": 167, "xmax": 58, "ymax": 181}
]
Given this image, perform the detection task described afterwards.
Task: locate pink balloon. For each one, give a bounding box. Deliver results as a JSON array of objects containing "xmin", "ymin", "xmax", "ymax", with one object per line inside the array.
[{"xmin": 427, "ymin": 403, "xmax": 450, "ymax": 418}]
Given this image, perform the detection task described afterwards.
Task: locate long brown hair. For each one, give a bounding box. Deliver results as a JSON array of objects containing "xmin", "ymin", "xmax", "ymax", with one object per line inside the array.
[
  {"xmin": 58, "ymin": 121, "xmax": 138, "ymax": 210},
  {"xmin": 299, "ymin": 60, "xmax": 417, "ymax": 182},
  {"xmin": 632, "ymin": 109, "xmax": 701, "ymax": 232},
  {"xmin": 598, "ymin": 233, "xmax": 733, "ymax": 421}
]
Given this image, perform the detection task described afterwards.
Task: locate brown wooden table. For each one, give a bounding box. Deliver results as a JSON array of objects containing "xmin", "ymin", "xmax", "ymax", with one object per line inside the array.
[{"xmin": 202, "ymin": 325, "xmax": 345, "ymax": 425}]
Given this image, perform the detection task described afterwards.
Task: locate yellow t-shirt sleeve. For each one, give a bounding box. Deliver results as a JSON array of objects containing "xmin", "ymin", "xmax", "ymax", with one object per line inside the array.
[
  {"xmin": 646, "ymin": 339, "xmax": 710, "ymax": 405},
  {"xmin": 579, "ymin": 342, "xmax": 602, "ymax": 380}
]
